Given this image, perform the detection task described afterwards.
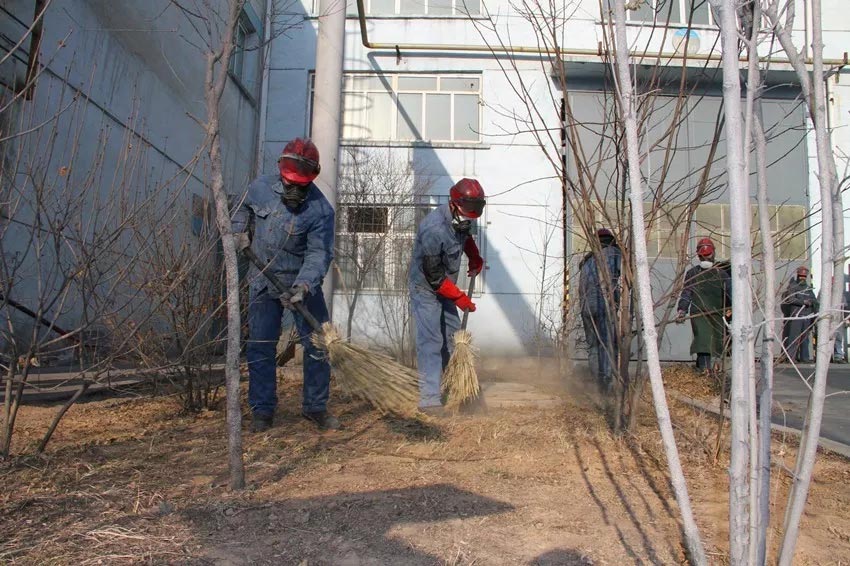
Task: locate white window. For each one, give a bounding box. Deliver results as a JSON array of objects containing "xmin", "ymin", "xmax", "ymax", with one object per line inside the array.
[
  {"xmin": 344, "ymin": 0, "xmax": 481, "ymax": 17},
  {"xmin": 341, "ymin": 74, "xmax": 481, "ymax": 143},
  {"xmin": 607, "ymin": 0, "xmax": 713, "ymax": 26},
  {"xmin": 336, "ymin": 197, "xmax": 482, "ymax": 292}
]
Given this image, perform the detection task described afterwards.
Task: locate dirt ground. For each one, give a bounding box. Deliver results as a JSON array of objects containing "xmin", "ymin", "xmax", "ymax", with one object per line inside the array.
[{"xmin": 2, "ymin": 365, "xmax": 849, "ymax": 565}]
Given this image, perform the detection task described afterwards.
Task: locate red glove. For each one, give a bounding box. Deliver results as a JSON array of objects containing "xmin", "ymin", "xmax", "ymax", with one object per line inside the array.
[
  {"xmin": 436, "ymin": 278, "xmax": 476, "ymax": 312},
  {"xmin": 464, "ymin": 237, "xmax": 484, "ymax": 276}
]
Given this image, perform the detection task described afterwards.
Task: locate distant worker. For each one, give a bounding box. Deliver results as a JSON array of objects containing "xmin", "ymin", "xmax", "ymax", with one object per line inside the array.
[
  {"xmin": 579, "ymin": 228, "xmax": 622, "ymax": 394},
  {"xmin": 677, "ymin": 238, "xmax": 731, "ymax": 372},
  {"xmin": 781, "ymin": 266, "xmax": 818, "ymax": 364},
  {"xmin": 409, "ymin": 179, "xmax": 485, "ymax": 415},
  {"xmin": 834, "ymin": 279, "xmax": 850, "ymax": 363},
  {"xmin": 232, "ymin": 138, "xmax": 338, "ymax": 432}
]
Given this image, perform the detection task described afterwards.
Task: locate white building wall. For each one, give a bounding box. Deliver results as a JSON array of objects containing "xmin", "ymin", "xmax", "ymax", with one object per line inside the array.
[{"xmin": 263, "ymin": 0, "xmax": 850, "ymax": 359}]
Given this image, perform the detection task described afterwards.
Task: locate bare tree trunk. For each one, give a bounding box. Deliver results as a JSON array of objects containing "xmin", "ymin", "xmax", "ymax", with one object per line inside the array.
[
  {"xmin": 712, "ymin": 1, "xmax": 754, "ymax": 561},
  {"xmin": 202, "ymin": 0, "xmax": 247, "ymax": 491},
  {"xmin": 745, "ymin": 20, "xmax": 778, "ymax": 557},
  {"xmin": 37, "ymin": 380, "xmax": 90, "ymax": 453},
  {"xmin": 740, "ymin": 4, "xmax": 763, "ymax": 559},
  {"xmin": 610, "ymin": 3, "xmax": 707, "ymax": 564},
  {"xmin": 753, "ymin": 94, "xmax": 777, "ymax": 566},
  {"xmin": 777, "ymin": 0, "xmax": 842, "ymax": 561}
]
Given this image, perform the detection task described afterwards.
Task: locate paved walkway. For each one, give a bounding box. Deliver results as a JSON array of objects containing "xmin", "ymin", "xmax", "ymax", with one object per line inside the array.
[{"xmin": 772, "ymin": 364, "xmax": 850, "ymax": 447}]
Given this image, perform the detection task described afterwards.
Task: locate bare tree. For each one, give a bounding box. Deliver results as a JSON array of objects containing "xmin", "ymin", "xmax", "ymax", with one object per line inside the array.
[
  {"xmin": 1, "ymin": 74, "xmax": 201, "ymax": 455},
  {"xmin": 175, "ymin": 0, "xmax": 250, "ymax": 490},
  {"xmin": 335, "ymin": 148, "xmax": 431, "ymax": 341},
  {"xmin": 470, "ymin": 0, "xmax": 732, "ymax": 433},
  {"xmin": 707, "ymin": 1, "xmax": 756, "ymax": 561},
  {"xmin": 609, "ymin": 2, "xmax": 708, "ymax": 564},
  {"xmin": 761, "ymin": 1, "xmax": 847, "ymax": 563},
  {"xmin": 129, "ymin": 193, "xmax": 227, "ymax": 411}
]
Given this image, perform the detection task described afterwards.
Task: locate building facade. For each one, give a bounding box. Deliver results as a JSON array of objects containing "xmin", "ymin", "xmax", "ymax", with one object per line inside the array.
[
  {"xmin": 262, "ymin": 0, "xmax": 849, "ymax": 360},
  {"xmin": 0, "ymin": 0, "xmax": 267, "ymax": 352}
]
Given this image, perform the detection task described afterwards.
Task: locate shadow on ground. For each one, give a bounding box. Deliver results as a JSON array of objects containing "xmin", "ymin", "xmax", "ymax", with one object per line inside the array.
[
  {"xmin": 185, "ymin": 484, "xmax": 513, "ymax": 565},
  {"xmin": 532, "ymin": 548, "xmax": 595, "ymax": 565}
]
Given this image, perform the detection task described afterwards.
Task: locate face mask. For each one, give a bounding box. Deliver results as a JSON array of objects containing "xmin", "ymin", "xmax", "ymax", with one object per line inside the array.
[
  {"xmin": 699, "ymin": 260, "xmax": 714, "ymax": 269},
  {"xmin": 451, "ymin": 208, "xmax": 472, "ymax": 234},
  {"xmin": 282, "ymin": 182, "xmax": 310, "ymax": 209}
]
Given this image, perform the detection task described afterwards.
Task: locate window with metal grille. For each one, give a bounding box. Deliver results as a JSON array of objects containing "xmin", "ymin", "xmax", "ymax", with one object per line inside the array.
[{"xmin": 335, "ymin": 196, "xmax": 483, "ymax": 293}]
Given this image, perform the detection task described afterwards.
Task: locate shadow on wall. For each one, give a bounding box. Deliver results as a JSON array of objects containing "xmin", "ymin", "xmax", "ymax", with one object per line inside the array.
[
  {"xmin": 183, "ymin": 484, "xmax": 514, "ymax": 564},
  {"xmin": 345, "ymin": 52, "xmax": 545, "ymax": 356}
]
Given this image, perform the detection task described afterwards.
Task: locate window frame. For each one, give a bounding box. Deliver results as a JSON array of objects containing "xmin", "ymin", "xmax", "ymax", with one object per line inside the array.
[
  {"xmin": 227, "ymin": 7, "xmax": 260, "ymax": 102},
  {"xmin": 338, "ymin": 73, "xmax": 483, "ymax": 145},
  {"xmin": 335, "ymin": 196, "xmax": 485, "ymax": 294},
  {"xmin": 604, "ymin": 0, "xmax": 715, "ymax": 28},
  {"xmin": 340, "ymin": 0, "xmax": 483, "ymax": 18}
]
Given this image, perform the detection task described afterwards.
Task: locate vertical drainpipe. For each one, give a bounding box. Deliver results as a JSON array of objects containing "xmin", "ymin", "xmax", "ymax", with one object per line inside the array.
[
  {"xmin": 312, "ymin": 0, "xmax": 346, "ymax": 318},
  {"xmin": 560, "ymin": 95, "xmax": 571, "ymax": 349},
  {"xmin": 256, "ymin": 0, "xmax": 274, "ymax": 176}
]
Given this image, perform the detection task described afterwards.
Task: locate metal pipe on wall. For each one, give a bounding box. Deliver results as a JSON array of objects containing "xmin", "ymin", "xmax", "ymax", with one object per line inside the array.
[
  {"xmin": 355, "ymin": 0, "xmax": 847, "ymax": 67},
  {"xmin": 255, "ymin": 0, "xmax": 274, "ymax": 176},
  {"xmin": 312, "ymin": 0, "xmax": 347, "ymax": 315}
]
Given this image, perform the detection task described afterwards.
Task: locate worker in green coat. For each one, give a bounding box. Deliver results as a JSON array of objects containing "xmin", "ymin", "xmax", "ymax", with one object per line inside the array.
[{"xmin": 676, "ymin": 238, "xmax": 731, "ymax": 371}]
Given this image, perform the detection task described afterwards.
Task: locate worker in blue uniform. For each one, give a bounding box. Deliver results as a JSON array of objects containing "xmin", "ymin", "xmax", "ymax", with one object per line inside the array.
[
  {"xmin": 232, "ymin": 138, "xmax": 338, "ymax": 432},
  {"xmin": 579, "ymin": 228, "xmax": 623, "ymax": 394},
  {"xmin": 408, "ymin": 179, "xmax": 486, "ymax": 415}
]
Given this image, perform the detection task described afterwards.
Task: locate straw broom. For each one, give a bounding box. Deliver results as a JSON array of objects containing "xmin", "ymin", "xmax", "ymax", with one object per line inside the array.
[
  {"xmin": 442, "ymin": 275, "xmax": 480, "ymax": 410},
  {"xmin": 244, "ymin": 249, "xmax": 419, "ymax": 415}
]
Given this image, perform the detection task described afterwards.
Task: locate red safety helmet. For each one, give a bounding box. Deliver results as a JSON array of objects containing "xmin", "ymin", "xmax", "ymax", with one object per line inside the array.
[
  {"xmin": 597, "ymin": 227, "xmax": 613, "ymax": 239},
  {"xmin": 796, "ymin": 266, "xmax": 810, "ymax": 278},
  {"xmin": 696, "ymin": 237, "xmax": 715, "ymax": 258},
  {"xmin": 449, "ymin": 178, "xmax": 486, "ymax": 219},
  {"xmin": 279, "ymin": 138, "xmax": 321, "ymax": 185}
]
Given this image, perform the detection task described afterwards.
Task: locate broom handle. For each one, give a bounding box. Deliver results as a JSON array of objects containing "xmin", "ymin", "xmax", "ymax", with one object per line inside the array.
[
  {"xmin": 461, "ymin": 274, "xmax": 476, "ymax": 329},
  {"xmin": 242, "ymin": 247, "xmax": 324, "ymax": 333}
]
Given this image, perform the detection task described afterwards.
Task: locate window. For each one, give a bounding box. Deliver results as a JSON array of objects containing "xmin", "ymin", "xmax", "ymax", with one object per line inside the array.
[
  {"xmin": 573, "ymin": 201, "xmax": 686, "ymax": 260},
  {"xmin": 344, "ymin": 0, "xmax": 481, "ymax": 17},
  {"xmin": 231, "ymin": 18, "xmax": 249, "ymax": 83},
  {"xmin": 336, "ymin": 196, "xmax": 483, "ymax": 292},
  {"xmin": 228, "ymin": 6, "xmax": 261, "ymax": 96},
  {"xmin": 607, "ymin": 0, "xmax": 713, "ymax": 26},
  {"xmin": 341, "ymin": 74, "xmax": 482, "ymax": 143},
  {"xmin": 696, "ymin": 203, "xmax": 807, "ymax": 261}
]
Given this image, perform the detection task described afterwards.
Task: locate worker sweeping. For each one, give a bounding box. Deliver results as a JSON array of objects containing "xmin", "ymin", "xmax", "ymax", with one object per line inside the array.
[
  {"xmin": 781, "ymin": 266, "xmax": 818, "ymax": 363},
  {"xmin": 676, "ymin": 237, "xmax": 731, "ymax": 373},
  {"xmin": 409, "ymin": 178, "xmax": 486, "ymax": 416},
  {"xmin": 232, "ymin": 138, "xmax": 339, "ymax": 433},
  {"xmin": 579, "ymin": 227, "xmax": 622, "ymax": 395}
]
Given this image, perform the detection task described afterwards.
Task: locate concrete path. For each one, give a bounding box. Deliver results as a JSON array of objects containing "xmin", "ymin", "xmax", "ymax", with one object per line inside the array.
[{"xmin": 772, "ymin": 364, "xmax": 850, "ymax": 447}]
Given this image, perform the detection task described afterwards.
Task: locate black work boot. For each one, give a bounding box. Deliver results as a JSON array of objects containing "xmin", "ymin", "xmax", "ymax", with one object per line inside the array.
[
  {"xmin": 251, "ymin": 413, "xmax": 273, "ymax": 433},
  {"xmin": 302, "ymin": 410, "xmax": 341, "ymax": 430}
]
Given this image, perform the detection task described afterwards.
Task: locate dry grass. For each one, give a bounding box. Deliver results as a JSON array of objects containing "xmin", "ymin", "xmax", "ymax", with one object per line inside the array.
[
  {"xmin": 442, "ymin": 329, "xmax": 480, "ymax": 411},
  {"xmin": 1, "ymin": 371, "xmax": 849, "ymax": 564},
  {"xmin": 313, "ymin": 322, "xmax": 419, "ymax": 415},
  {"xmin": 662, "ymin": 363, "xmax": 723, "ymax": 400}
]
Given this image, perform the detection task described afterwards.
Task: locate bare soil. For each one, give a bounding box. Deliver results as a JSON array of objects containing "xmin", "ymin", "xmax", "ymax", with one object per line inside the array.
[{"xmin": 1, "ymin": 366, "xmax": 849, "ymax": 565}]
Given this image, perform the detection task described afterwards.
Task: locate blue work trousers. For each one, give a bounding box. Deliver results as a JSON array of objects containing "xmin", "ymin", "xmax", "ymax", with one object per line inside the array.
[
  {"xmin": 247, "ymin": 287, "xmax": 331, "ymax": 416},
  {"xmin": 411, "ymin": 289, "xmax": 460, "ymax": 408},
  {"xmin": 581, "ymin": 307, "xmax": 617, "ymax": 387}
]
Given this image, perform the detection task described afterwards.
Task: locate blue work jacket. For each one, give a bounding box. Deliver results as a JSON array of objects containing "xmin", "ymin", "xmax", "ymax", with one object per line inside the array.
[
  {"xmin": 232, "ymin": 174, "xmax": 334, "ymax": 297},
  {"xmin": 408, "ymin": 204, "xmax": 469, "ymax": 295},
  {"xmin": 579, "ymin": 244, "xmax": 623, "ymax": 317}
]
